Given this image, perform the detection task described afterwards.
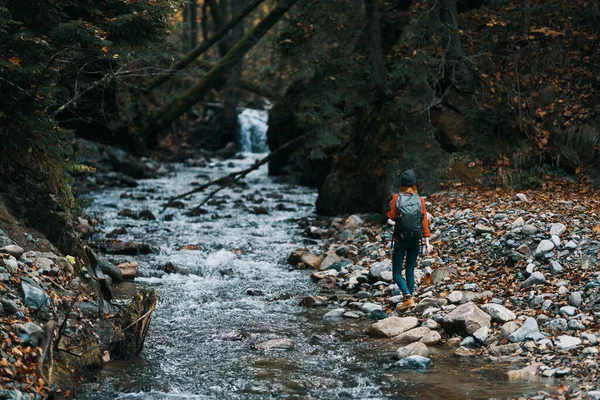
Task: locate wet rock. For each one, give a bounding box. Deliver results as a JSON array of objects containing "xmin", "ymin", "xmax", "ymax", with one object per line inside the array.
[
  {"xmin": 535, "ymin": 240, "xmax": 555, "ymax": 258},
  {"xmin": 396, "ymin": 355, "xmax": 432, "ymax": 369},
  {"xmin": 254, "ymin": 338, "xmax": 294, "ymax": 351},
  {"xmin": 97, "ymin": 256, "xmax": 123, "ymax": 282},
  {"xmin": 459, "ymin": 336, "xmax": 479, "ymax": 349},
  {"xmin": 163, "ymin": 262, "xmax": 189, "ymax": 275},
  {"xmin": 367, "ymin": 316, "xmax": 419, "ymax": 338},
  {"xmin": 441, "ymin": 302, "xmax": 491, "ymax": 337},
  {"xmin": 392, "ymin": 327, "xmax": 432, "ymax": 344},
  {"xmin": 555, "ymin": 335, "xmax": 581, "ymax": 350},
  {"xmin": 118, "ymin": 208, "xmax": 138, "ymax": 218},
  {"xmin": 550, "ymin": 223, "xmax": 567, "ymax": 237},
  {"xmin": 509, "ymin": 317, "xmax": 544, "ymax": 342},
  {"xmin": 481, "ymin": 303, "xmax": 516, "ymax": 323},
  {"xmin": 489, "ymin": 343, "xmax": 520, "ymax": 356},
  {"xmin": 101, "ymin": 241, "xmax": 156, "ymax": 256},
  {"xmin": 287, "ymin": 248, "xmax": 321, "ymax": 269},
  {"xmin": 299, "ymin": 296, "xmax": 327, "ymax": 307},
  {"xmin": 117, "ymin": 262, "xmax": 138, "ymax": 280},
  {"xmin": 569, "ymin": 291, "xmax": 582, "ymax": 307},
  {"xmin": 507, "ymin": 364, "xmax": 541, "ymax": 380},
  {"xmin": 447, "ymin": 291, "xmax": 463, "ymax": 304},
  {"xmin": 521, "ymin": 271, "xmax": 547, "ymax": 288},
  {"xmin": 323, "ymin": 308, "xmax": 346, "ymax": 320},
  {"xmin": 139, "ymin": 210, "xmax": 156, "ymax": 220},
  {"xmin": 20, "ymin": 279, "xmax": 50, "ymax": 309},
  {"xmin": 252, "ymin": 206, "xmax": 269, "ymax": 215},
  {"xmin": 396, "ymin": 342, "xmax": 429, "ymax": 359},
  {"xmin": 370, "ymin": 310, "xmax": 388, "ymax": 320},
  {"xmin": 0, "ymin": 245, "xmax": 24, "ymax": 258},
  {"xmin": 445, "ymin": 337, "xmax": 462, "ymax": 347}
]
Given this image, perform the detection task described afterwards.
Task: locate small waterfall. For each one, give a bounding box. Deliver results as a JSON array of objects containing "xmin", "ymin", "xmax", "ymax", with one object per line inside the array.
[{"xmin": 237, "ymin": 108, "xmax": 269, "ymax": 153}]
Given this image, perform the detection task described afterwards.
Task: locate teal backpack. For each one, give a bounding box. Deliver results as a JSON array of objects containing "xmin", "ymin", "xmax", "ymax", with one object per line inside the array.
[{"xmin": 394, "ymin": 193, "xmax": 424, "ymax": 240}]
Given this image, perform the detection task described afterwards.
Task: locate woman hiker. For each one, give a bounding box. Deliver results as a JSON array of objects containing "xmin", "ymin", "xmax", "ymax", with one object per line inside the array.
[{"xmin": 387, "ymin": 170, "xmax": 432, "ymax": 311}]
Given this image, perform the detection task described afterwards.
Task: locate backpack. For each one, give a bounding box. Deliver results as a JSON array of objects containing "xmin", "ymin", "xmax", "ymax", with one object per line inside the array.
[{"xmin": 394, "ymin": 193, "xmax": 424, "ymax": 240}]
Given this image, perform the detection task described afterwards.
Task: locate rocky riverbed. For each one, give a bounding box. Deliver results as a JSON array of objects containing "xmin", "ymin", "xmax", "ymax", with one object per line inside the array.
[{"xmin": 292, "ymin": 181, "xmax": 600, "ymax": 399}]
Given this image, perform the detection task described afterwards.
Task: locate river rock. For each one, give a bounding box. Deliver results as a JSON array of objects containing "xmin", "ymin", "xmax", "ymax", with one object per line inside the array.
[
  {"xmin": 287, "ymin": 248, "xmax": 321, "ymax": 269},
  {"xmin": 564, "ymin": 240, "xmax": 577, "ymax": 250},
  {"xmin": 550, "ymin": 223, "xmax": 567, "ymax": 237},
  {"xmin": 421, "ymin": 330, "xmax": 441, "ymax": 345},
  {"xmin": 559, "ymin": 306, "xmax": 577, "ymax": 317},
  {"xmin": 481, "ymin": 303, "xmax": 516, "ymax": 323},
  {"xmin": 431, "ymin": 266, "xmax": 457, "ymax": 284},
  {"xmin": 335, "ymin": 246, "xmax": 351, "ymax": 257},
  {"xmin": 555, "ymin": 335, "xmax": 581, "ymax": 350},
  {"xmin": 254, "ymin": 339, "xmax": 294, "ymax": 351},
  {"xmin": 500, "ymin": 321, "xmax": 521, "ymax": 340},
  {"xmin": 535, "ymin": 240, "xmax": 555, "ymax": 258},
  {"xmin": 392, "ymin": 327, "xmax": 431, "ymax": 344},
  {"xmin": 323, "ymin": 308, "xmax": 346, "ymax": 320},
  {"xmin": 368, "ymin": 316, "xmax": 418, "ymax": 338},
  {"xmin": 97, "ymin": 256, "xmax": 123, "ymax": 282},
  {"xmin": 20, "ymin": 279, "xmax": 49, "ymax": 309},
  {"xmin": 567, "ymin": 320, "xmax": 585, "ymax": 330},
  {"xmin": 489, "ymin": 343, "xmax": 521, "ymax": 356},
  {"xmin": 117, "ymin": 262, "xmax": 138, "ymax": 279},
  {"xmin": 475, "ymin": 224, "xmax": 494, "ymax": 234},
  {"xmin": 441, "ymin": 302, "xmax": 491, "ymax": 337},
  {"xmin": 447, "ymin": 291, "xmax": 463, "ymax": 304},
  {"xmin": 368, "ymin": 261, "xmax": 391, "ymax": 281},
  {"xmin": 299, "ymin": 296, "xmax": 327, "ymax": 307},
  {"xmin": 545, "ymin": 318, "xmax": 567, "ymax": 333},
  {"xmin": 139, "ymin": 210, "xmax": 156, "ymax": 220},
  {"xmin": 473, "ymin": 326, "xmax": 489, "ymax": 344},
  {"xmin": 102, "ymin": 240, "xmax": 155, "ymax": 255},
  {"xmin": 320, "ymin": 254, "xmax": 341, "ymax": 271},
  {"xmin": 415, "ymin": 298, "xmax": 447, "ymax": 314},
  {"xmin": 396, "ymin": 342, "xmax": 429, "ymax": 359},
  {"xmin": 549, "ymin": 261, "xmax": 563, "ymax": 275},
  {"xmin": 2, "ymin": 257, "xmax": 18, "ymax": 274},
  {"xmin": 1, "ymin": 297, "xmax": 19, "ymax": 314},
  {"xmin": 509, "ymin": 317, "xmax": 544, "ymax": 342},
  {"xmin": 396, "ymin": 355, "xmax": 432, "ymax": 369},
  {"xmin": 422, "ymin": 319, "xmax": 440, "ymax": 330},
  {"xmin": 512, "ymin": 217, "xmax": 525, "ymax": 229},
  {"xmin": 568, "ymin": 291, "xmax": 582, "ymax": 307},
  {"xmin": 454, "ymin": 346, "xmax": 476, "ymax": 357},
  {"xmin": 521, "ymin": 224, "xmax": 537, "ymax": 235},
  {"xmin": 0, "ymin": 245, "xmax": 24, "ymax": 258},
  {"xmin": 13, "ymin": 322, "xmax": 44, "ymax": 346},
  {"xmin": 521, "ymin": 271, "xmax": 547, "ymax": 288},
  {"xmin": 507, "ymin": 364, "xmax": 541, "ymax": 380},
  {"xmin": 516, "ymin": 193, "xmax": 528, "ymax": 202},
  {"xmin": 581, "ymin": 333, "xmax": 598, "ymax": 345},
  {"xmin": 360, "ymin": 303, "xmax": 383, "ymax": 314}
]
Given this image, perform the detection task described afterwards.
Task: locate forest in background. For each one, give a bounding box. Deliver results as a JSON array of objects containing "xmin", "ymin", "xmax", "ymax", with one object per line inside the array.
[{"xmin": 0, "ymin": 0, "xmax": 599, "ymax": 250}]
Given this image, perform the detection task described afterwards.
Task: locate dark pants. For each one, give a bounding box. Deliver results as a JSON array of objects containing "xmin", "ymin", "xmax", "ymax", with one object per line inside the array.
[{"xmin": 392, "ymin": 238, "xmax": 420, "ymax": 297}]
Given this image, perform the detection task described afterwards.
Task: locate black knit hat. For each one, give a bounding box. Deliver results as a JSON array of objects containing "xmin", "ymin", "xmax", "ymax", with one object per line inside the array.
[{"xmin": 400, "ymin": 169, "xmax": 416, "ymax": 187}]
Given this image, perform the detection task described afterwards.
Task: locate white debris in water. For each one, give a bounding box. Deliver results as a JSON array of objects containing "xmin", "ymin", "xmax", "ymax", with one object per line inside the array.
[{"xmin": 237, "ymin": 108, "xmax": 269, "ymax": 153}]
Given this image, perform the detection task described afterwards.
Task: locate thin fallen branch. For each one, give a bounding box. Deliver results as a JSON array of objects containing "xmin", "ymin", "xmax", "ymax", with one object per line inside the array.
[
  {"xmin": 164, "ymin": 132, "xmax": 313, "ymax": 209},
  {"xmin": 37, "ymin": 320, "xmax": 57, "ymax": 385}
]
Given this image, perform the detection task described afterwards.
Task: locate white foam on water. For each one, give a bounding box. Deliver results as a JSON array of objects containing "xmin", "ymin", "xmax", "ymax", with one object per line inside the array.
[{"xmin": 237, "ymin": 108, "xmax": 269, "ymax": 153}]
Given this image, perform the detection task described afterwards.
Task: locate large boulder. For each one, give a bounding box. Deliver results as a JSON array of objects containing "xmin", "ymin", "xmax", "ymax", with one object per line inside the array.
[
  {"xmin": 481, "ymin": 303, "xmax": 516, "ymax": 323},
  {"xmin": 367, "ymin": 316, "xmax": 419, "ymax": 338},
  {"xmin": 392, "ymin": 327, "xmax": 432, "ymax": 344},
  {"xmin": 441, "ymin": 302, "xmax": 491, "ymax": 337}
]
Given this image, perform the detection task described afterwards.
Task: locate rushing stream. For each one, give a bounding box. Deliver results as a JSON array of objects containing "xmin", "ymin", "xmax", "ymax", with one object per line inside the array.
[{"xmin": 79, "ymin": 115, "xmax": 556, "ymax": 399}]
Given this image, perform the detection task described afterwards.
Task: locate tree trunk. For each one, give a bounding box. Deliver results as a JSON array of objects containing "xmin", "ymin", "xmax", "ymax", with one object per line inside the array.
[
  {"xmin": 520, "ymin": 0, "xmax": 529, "ymax": 36},
  {"xmin": 439, "ymin": 0, "xmax": 473, "ymax": 91},
  {"xmin": 182, "ymin": 2, "xmax": 191, "ymax": 51},
  {"xmin": 143, "ymin": 0, "xmax": 299, "ymax": 139},
  {"xmin": 145, "ymin": 0, "xmax": 264, "ymax": 92},
  {"xmin": 363, "ymin": 0, "xmax": 387, "ymax": 101},
  {"xmin": 219, "ymin": 0, "xmax": 245, "ymax": 149},
  {"xmin": 190, "ymin": 0, "xmax": 198, "ymax": 49},
  {"xmin": 201, "ymin": 1, "xmax": 209, "ymax": 41}
]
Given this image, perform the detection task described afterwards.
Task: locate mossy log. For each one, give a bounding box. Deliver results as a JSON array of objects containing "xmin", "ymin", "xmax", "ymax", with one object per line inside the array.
[{"xmin": 110, "ymin": 289, "xmax": 157, "ymax": 359}]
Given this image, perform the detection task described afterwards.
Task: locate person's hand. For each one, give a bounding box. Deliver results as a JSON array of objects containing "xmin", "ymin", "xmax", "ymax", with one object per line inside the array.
[{"xmin": 424, "ymin": 238, "xmax": 432, "ymax": 255}]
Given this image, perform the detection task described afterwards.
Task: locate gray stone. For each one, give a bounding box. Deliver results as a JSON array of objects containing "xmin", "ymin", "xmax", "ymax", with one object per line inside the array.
[
  {"xmin": 396, "ymin": 355, "xmax": 432, "ymax": 369},
  {"xmin": 368, "ymin": 316, "xmax": 419, "ymax": 338},
  {"xmin": 568, "ymin": 291, "xmax": 582, "ymax": 308},
  {"xmin": 323, "ymin": 308, "xmax": 346, "ymax": 320},
  {"xmin": 360, "ymin": 303, "xmax": 383, "ymax": 314},
  {"xmin": 586, "ymin": 391, "xmax": 600, "ymax": 400},
  {"xmin": 20, "ymin": 279, "xmax": 50, "ymax": 309},
  {"xmin": 567, "ymin": 320, "xmax": 585, "ymax": 330},
  {"xmin": 420, "ymin": 330, "xmax": 441, "ymax": 345},
  {"xmin": 335, "ymin": 246, "xmax": 351, "ymax": 257},
  {"xmin": 13, "ymin": 322, "xmax": 44, "ymax": 346},
  {"xmin": 555, "ymin": 335, "xmax": 581, "ymax": 350},
  {"xmin": 481, "ymin": 303, "xmax": 516, "ymax": 323},
  {"xmin": 507, "ymin": 364, "xmax": 541, "ymax": 380},
  {"xmin": 522, "ymin": 224, "xmax": 537, "ymax": 235},
  {"xmin": 447, "ymin": 291, "xmax": 463, "ymax": 304},
  {"xmin": 489, "ymin": 343, "xmax": 521, "ymax": 356},
  {"xmin": 254, "ymin": 338, "xmax": 294, "ymax": 351},
  {"xmin": 1, "ymin": 297, "xmax": 19, "ymax": 314},
  {"xmin": 545, "ymin": 318, "xmax": 567, "ymax": 333},
  {"xmin": 525, "ymin": 263, "xmax": 535, "ymax": 276},
  {"xmin": 396, "ymin": 342, "xmax": 429, "ymax": 359},
  {"xmin": 393, "ymin": 327, "xmax": 432, "ymax": 344},
  {"xmin": 0, "ymin": 245, "xmax": 24, "ymax": 258},
  {"xmin": 460, "ymin": 336, "xmax": 479, "ymax": 348},
  {"xmin": 431, "ymin": 266, "xmax": 457, "ymax": 284},
  {"xmin": 463, "ymin": 283, "xmax": 477, "ymax": 291},
  {"xmin": 509, "ymin": 317, "xmax": 544, "ymax": 342},
  {"xmin": 550, "ymin": 223, "xmax": 567, "ymax": 237},
  {"xmin": 343, "ymin": 311, "xmax": 361, "ymax": 319},
  {"xmin": 441, "ymin": 302, "xmax": 491, "ymax": 337},
  {"xmin": 559, "ymin": 306, "xmax": 577, "ymax": 317},
  {"xmin": 551, "ymin": 235, "xmax": 561, "ymax": 248},
  {"xmin": 422, "ymin": 319, "xmax": 440, "ymax": 330},
  {"xmin": 473, "ymin": 326, "xmax": 489, "ymax": 344},
  {"xmin": 582, "ymin": 347, "xmax": 598, "ymax": 355},
  {"xmin": 549, "ymin": 261, "xmax": 563, "ymax": 275},
  {"xmin": 321, "ymin": 254, "xmax": 341, "ymax": 271},
  {"xmin": 581, "ymin": 333, "xmax": 598, "ymax": 345},
  {"xmin": 415, "ymin": 298, "xmax": 447, "ymax": 314},
  {"xmin": 380, "ymin": 271, "xmax": 393, "ymax": 282},
  {"xmin": 535, "ymin": 240, "xmax": 555, "ymax": 257},
  {"xmin": 521, "ymin": 271, "xmax": 547, "ymax": 288},
  {"xmin": 368, "ymin": 262, "xmax": 391, "ymax": 281},
  {"xmin": 500, "ymin": 321, "xmax": 520, "ymax": 340},
  {"xmin": 2, "ymin": 257, "xmax": 18, "ymax": 274},
  {"xmin": 516, "ymin": 193, "xmax": 528, "ymax": 202},
  {"xmin": 512, "ymin": 217, "xmax": 525, "ymax": 229},
  {"xmin": 564, "ymin": 240, "xmax": 577, "ymax": 250},
  {"xmin": 98, "ymin": 256, "xmax": 124, "ymax": 282},
  {"xmin": 475, "ymin": 224, "xmax": 494, "ymax": 234}
]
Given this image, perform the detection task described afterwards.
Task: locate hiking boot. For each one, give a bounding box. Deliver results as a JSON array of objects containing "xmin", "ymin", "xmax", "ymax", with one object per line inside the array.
[{"xmin": 397, "ymin": 297, "xmax": 415, "ymax": 311}]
